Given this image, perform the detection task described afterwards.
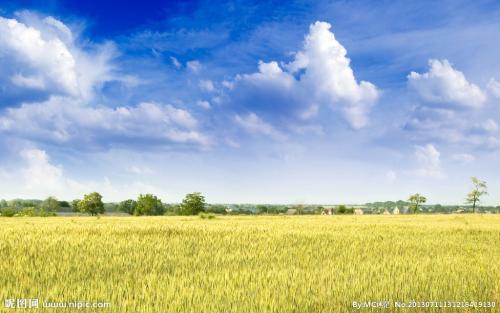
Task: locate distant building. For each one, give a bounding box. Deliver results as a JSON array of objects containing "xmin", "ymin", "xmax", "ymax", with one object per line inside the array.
[
  {"xmin": 354, "ymin": 208, "xmax": 364, "ymax": 215},
  {"xmin": 286, "ymin": 209, "xmax": 297, "ymax": 215},
  {"xmin": 383, "ymin": 209, "xmax": 391, "ymax": 215},
  {"xmin": 393, "ymin": 207, "xmax": 400, "ymax": 215},
  {"xmin": 322, "ymin": 208, "xmax": 333, "ymax": 215}
]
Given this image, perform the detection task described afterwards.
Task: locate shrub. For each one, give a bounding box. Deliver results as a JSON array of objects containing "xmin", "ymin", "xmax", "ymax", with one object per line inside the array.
[
  {"xmin": 38, "ymin": 208, "xmax": 57, "ymax": 217},
  {"xmin": 199, "ymin": 212, "xmax": 216, "ymax": 219},
  {"xmin": 18, "ymin": 207, "xmax": 36, "ymax": 217},
  {"xmin": 0, "ymin": 207, "xmax": 16, "ymax": 217}
]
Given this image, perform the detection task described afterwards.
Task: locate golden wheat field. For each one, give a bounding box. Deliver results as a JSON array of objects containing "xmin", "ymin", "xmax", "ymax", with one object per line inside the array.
[{"xmin": 0, "ymin": 215, "xmax": 499, "ymax": 313}]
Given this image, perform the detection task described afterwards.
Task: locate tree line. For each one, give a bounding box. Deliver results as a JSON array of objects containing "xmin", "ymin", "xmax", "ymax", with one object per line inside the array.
[{"xmin": 0, "ymin": 177, "xmax": 498, "ymax": 217}]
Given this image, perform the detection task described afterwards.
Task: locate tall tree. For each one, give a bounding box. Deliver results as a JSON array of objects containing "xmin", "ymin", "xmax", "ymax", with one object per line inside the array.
[
  {"xmin": 466, "ymin": 177, "xmax": 487, "ymax": 213},
  {"xmin": 78, "ymin": 192, "xmax": 105, "ymax": 216},
  {"xmin": 136, "ymin": 194, "xmax": 164, "ymax": 216},
  {"xmin": 408, "ymin": 193, "xmax": 427, "ymax": 214},
  {"xmin": 118, "ymin": 199, "xmax": 137, "ymax": 215},
  {"xmin": 179, "ymin": 192, "xmax": 206, "ymax": 215},
  {"xmin": 71, "ymin": 199, "xmax": 81, "ymax": 212},
  {"xmin": 42, "ymin": 197, "xmax": 60, "ymax": 213}
]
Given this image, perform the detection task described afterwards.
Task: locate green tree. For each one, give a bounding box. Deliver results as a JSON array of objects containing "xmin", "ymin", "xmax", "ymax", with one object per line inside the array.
[
  {"xmin": 336, "ymin": 205, "xmax": 347, "ymax": 214},
  {"xmin": 179, "ymin": 192, "xmax": 206, "ymax": 215},
  {"xmin": 0, "ymin": 199, "xmax": 7, "ymax": 208},
  {"xmin": 42, "ymin": 197, "xmax": 60, "ymax": 213},
  {"xmin": 0, "ymin": 207, "xmax": 16, "ymax": 217},
  {"xmin": 71, "ymin": 199, "xmax": 81, "ymax": 212},
  {"xmin": 118, "ymin": 199, "xmax": 137, "ymax": 215},
  {"xmin": 466, "ymin": 177, "xmax": 487, "ymax": 213},
  {"xmin": 136, "ymin": 194, "xmax": 164, "ymax": 216},
  {"xmin": 408, "ymin": 193, "xmax": 427, "ymax": 213},
  {"xmin": 78, "ymin": 192, "xmax": 105, "ymax": 216},
  {"xmin": 256, "ymin": 205, "xmax": 269, "ymax": 214}
]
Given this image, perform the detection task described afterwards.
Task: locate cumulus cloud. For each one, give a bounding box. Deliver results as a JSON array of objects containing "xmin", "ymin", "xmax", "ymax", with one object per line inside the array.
[
  {"xmin": 199, "ymin": 79, "xmax": 215, "ymax": 92},
  {"xmin": 487, "ymin": 78, "xmax": 500, "ymax": 98},
  {"xmin": 285, "ymin": 21, "xmax": 379, "ymax": 128},
  {"xmin": 408, "ymin": 59, "xmax": 486, "ymax": 108},
  {"xmin": 404, "ymin": 106, "xmax": 499, "ymax": 145},
  {"xmin": 412, "ymin": 144, "xmax": 444, "ymax": 178},
  {"xmin": 196, "ymin": 100, "xmax": 211, "ymax": 109},
  {"xmin": 0, "ymin": 13, "xmax": 115, "ymax": 103},
  {"xmin": 228, "ymin": 21, "xmax": 379, "ymax": 130},
  {"xmin": 404, "ymin": 60, "xmax": 499, "ymax": 147},
  {"xmin": 234, "ymin": 112, "xmax": 286, "ymax": 140},
  {"xmin": 0, "ymin": 148, "xmax": 165, "ymax": 200},
  {"xmin": 21, "ymin": 148, "xmax": 64, "ymax": 192},
  {"xmin": 0, "ymin": 97, "xmax": 211, "ymax": 147}
]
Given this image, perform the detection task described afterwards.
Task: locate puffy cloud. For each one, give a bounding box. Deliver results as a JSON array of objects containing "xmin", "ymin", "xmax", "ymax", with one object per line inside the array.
[
  {"xmin": 413, "ymin": 144, "xmax": 444, "ymax": 178},
  {"xmin": 187, "ymin": 60, "xmax": 202, "ymax": 73},
  {"xmin": 286, "ymin": 21, "xmax": 379, "ymax": 128},
  {"xmin": 228, "ymin": 21, "xmax": 379, "ymax": 130},
  {"xmin": 21, "ymin": 148, "xmax": 64, "ymax": 191},
  {"xmin": 0, "ymin": 148, "xmax": 165, "ymax": 200},
  {"xmin": 0, "ymin": 13, "xmax": 115, "ymax": 104},
  {"xmin": 196, "ymin": 100, "xmax": 211, "ymax": 109},
  {"xmin": 0, "ymin": 97, "xmax": 210, "ymax": 147},
  {"xmin": 234, "ymin": 112, "xmax": 286, "ymax": 140},
  {"xmin": 404, "ymin": 60, "xmax": 499, "ymax": 147},
  {"xmin": 408, "ymin": 59, "xmax": 486, "ymax": 108},
  {"xmin": 405, "ymin": 106, "xmax": 495, "ymax": 144},
  {"xmin": 487, "ymin": 78, "xmax": 500, "ymax": 98},
  {"xmin": 199, "ymin": 79, "xmax": 215, "ymax": 92}
]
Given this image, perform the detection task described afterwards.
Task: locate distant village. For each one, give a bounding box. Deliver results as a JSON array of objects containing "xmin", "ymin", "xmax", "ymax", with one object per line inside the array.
[{"xmin": 216, "ymin": 201, "xmax": 500, "ymax": 215}]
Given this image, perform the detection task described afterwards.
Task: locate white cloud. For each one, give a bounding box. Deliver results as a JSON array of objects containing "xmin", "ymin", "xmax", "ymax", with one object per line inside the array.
[
  {"xmin": 413, "ymin": 144, "xmax": 444, "ymax": 178},
  {"xmin": 187, "ymin": 60, "xmax": 202, "ymax": 73},
  {"xmin": 196, "ymin": 100, "xmax": 211, "ymax": 109},
  {"xmin": 0, "ymin": 148, "xmax": 166, "ymax": 200},
  {"xmin": 11, "ymin": 73, "xmax": 45, "ymax": 89},
  {"xmin": 170, "ymin": 56, "xmax": 181, "ymax": 69},
  {"xmin": 127, "ymin": 165, "xmax": 152, "ymax": 175},
  {"xmin": 234, "ymin": 112, "xmax": 286, "ymax": 140},
  {"xmin": 408, "ymin": 59, "xmax": 486, "ymax": 108},
  {"xmin": 0, "ymin": 97, "xmax": 210, "ymax": 147},
  {"xmin": 21, "ymin": 148, "xmax": 64, "ymax": 191},
  {"xmin": 229, "ymin": 21, "xmax": 379, "ymax": 129},
  {"xmin": 199, "ymin": 79, "xmax": 215, "ymax": 92},
  {"xmin": 0, "ymin": 14, "xmax": 115, "ymax": 101},
  {"xmin": 487, "ymin": 78, "xmax": 500, "ymax": 98},
  {"xmin": 286, "ymin": 21, "xmax": 379, "ymax": 128}
]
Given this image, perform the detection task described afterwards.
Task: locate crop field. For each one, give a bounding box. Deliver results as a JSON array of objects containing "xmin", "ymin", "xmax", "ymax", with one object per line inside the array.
[{"xmin": 1, "ymin": 215, "xmax": 499, "ymax": 312}]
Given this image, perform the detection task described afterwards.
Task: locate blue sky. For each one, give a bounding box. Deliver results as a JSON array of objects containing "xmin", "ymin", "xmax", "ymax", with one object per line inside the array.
[{"xmin": 1, "ymin": 0, "xmax": 500, "ymax": 204}]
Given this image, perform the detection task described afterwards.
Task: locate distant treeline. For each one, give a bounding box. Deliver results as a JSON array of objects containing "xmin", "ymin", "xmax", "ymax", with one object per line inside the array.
[{"xmin": 1, "ymin": 195, "xmax": 499, "ymax": 217}]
